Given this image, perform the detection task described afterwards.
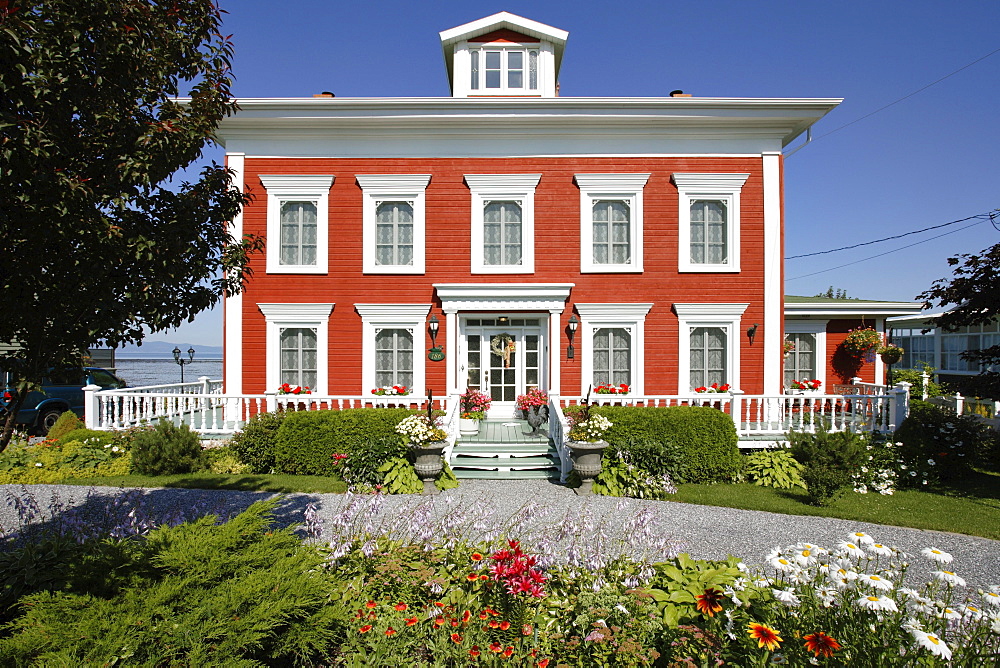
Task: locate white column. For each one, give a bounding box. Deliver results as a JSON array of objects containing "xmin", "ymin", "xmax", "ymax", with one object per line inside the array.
[
  {"xmin": 762, "ymin": 152, "xmax": 782, "ymax": 395},
  {"xmin": 83, "ymin": 384, "xmax": 101, "ymax": 430},
  {"xmin": 548, "ymin": 309, "xmax": 562, "ymax": 394},
  {"xmin": 445, "ymin": 309, "xmax": 458, "ymax": 395},
  {"xmin": 224, "ymin": 152, "xmax": 245, "ymax": 396},
  {"xmin": 874, "ymin": 318, "xmax": 885, "ymax": 384}
]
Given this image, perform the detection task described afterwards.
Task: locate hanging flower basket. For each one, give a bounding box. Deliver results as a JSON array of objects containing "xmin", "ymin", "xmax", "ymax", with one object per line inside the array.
[
  {"xmin": 842, "ymin": 328, "xmax": 882, "ymax": 358},
  {"xmin": 878, "ymin": 344, "xmax": 904, "ymax": 365}
]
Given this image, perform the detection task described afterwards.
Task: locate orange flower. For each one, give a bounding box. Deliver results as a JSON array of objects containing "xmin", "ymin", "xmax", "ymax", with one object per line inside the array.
[
  {"xmin": 471, "ymin": 552, "xmax": 484, "ymax": 561},
  {"xmin": 479, "ymin": 611, "xmax": 489, "ymax": 620},
  {"xmin": 479, "ymin": 574, "xmax": 489, "ymax": 581},
  {"xmin": 538, "ymin": 660, "xmax": 550, "ymax": 668},
  {"xmin": 385, "ymin": 627, "xmax": 397, "ymax": 637},
  {"xmin": 803, "ymin": 631, "xmax": 842, "ymax": 658},
  {"xmin": 485, "ymin": 607, "xmax": 499, "ymax": 616},
  {"xmin": 359, "ymin": 625, "xmax": 373, "ymax": 634},
  {"xmin": 469, "ymin": 646, "xmax": 481, "ymax": 658},
  {"xmin": 748, "ymin": 623, "xmax": 782, "ymax": 651},
  {"xmin": 462, "ymin": 610, "xmax": 472, "ymax": 623},
  {"xmin": 404, "ymin": 617, "xmax": 418, "ymax": 627},
  {"xmin": 467, "ymin": 572, "xmax": 480, "ymax": 582},
  {"xmin": 394, "ymin": 602, "xmax": 408, "ymax": 612},
  {"xmin": 434, "ymin": 617, "xmax": 446, "ymax": 627},
  {"xmin": 365, "ymin": 600, "xmax": 377, "ymax": 609},
  {"xmin": 451, "ymin": 632, "xmax": 462, "ymax": 644},
  {"xmin": 696, "ymin": 588, "xmax": 724, "ymax": 617},
  {"xmin": 489, "ymin": 642, "xmax": 503, "ymax": 653},
  {"xmin": 499, "ymin": 620, "xmax": 511, "ymax": 631},
  {"xmin": 488, "ymin": 620, "xmax": 500, "ymax": 629},
  {"xmin": 503, "ymin": 646, "xmax": 514, "ymax": 658}
]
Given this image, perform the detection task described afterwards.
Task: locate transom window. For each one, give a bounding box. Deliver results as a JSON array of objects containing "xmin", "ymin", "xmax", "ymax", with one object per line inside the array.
[
  {"xmin": 690, "ymin": 200, "xmax": 727, "ymax": 265},
  {"xmin": 593, "ymin": 200, "xmax": 630, "ymax": 265},
  {"xmin": 483, "ymin": 200, "xmax": 522, "ymax": 266},
  {"xmin": 471, "ymin": 48, "xmax": 539, "ymax": 92},
  {"xmin": 279, "ymin": 201, "xmax": 318, "ymax": 267},
  {"xmin": 375, "ymin": 201, "xmax": 414, "ymax": 266},
  {"xmin": 783, "ymin": 333, "xmax": 817, "ymax": 387},
  {"xmin": 689, "ymin": 326, "xmax": 727, "ymax": 389},
  {"xmin": 279, "ymin": 327, "xmax": 318, "ymax": 390},
  {"xmin": 375, "ymin": 328, "xmax": 413, "ymax": 388},
  {"xmin": 593, "ymin": 327, "xmax": 631, "ymax": 387}
]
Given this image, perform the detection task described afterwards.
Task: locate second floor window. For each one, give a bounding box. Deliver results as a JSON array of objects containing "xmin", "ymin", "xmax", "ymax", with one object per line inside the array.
[
  {"xmin": 483, "ymin": 200, "xmax": 522, "ymax": 266},
  {"xmin": 690, "ymin": 200, "xmax": 727, "ymax": 266},
  {"xmin": 375, "ymin": 201, "xmax": 414, "ymax": 266},
  {"xmin": 593, "ymin": 200, "xmax": 631, "ymax": 265},
  {"xmin": 279, "ymin": 201, "xmax": 318, "ymax": 267}
]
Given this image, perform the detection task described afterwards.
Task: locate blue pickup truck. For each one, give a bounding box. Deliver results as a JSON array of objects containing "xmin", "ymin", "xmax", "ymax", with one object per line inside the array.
[{"xmin": 0, "ymin": 367, "xmax": 127, "ymax": 435}]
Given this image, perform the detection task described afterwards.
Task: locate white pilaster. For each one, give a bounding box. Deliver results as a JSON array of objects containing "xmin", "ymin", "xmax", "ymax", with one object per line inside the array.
[
  {"xmin": 548, "ymin": 309, "xmax": 561, "ymax": 394},
  {"xmin": 224, "ymin": 152, "xmax": 245, "ymax": 395},
  {"xmin": 762, "ymin": 152, "xmax": 782, "ymax": 394},
  {"xmin": 445, "ymin": 309, "xmax": 458, "ymax": 394}
]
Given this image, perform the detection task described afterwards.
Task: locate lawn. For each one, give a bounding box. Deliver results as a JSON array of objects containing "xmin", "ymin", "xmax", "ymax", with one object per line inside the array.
[{"xmin": 63, "ymin": 472, "xmax": 349, "ymax": 494}]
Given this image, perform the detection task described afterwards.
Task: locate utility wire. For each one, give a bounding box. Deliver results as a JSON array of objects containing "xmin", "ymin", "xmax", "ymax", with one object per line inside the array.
[
  {"xmin": 788, "ymin": 45, "xmax": 1000, "ymax": 153},
  {"xmin": 786, "ymin": 211, "xmax": 996, "ymax": 259},
  {"xmin": 786, "ymin": 218, "xmax": 992, "ymax": 281}
]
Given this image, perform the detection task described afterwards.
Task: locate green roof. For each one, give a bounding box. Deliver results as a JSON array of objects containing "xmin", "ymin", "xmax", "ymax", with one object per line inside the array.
[{"xmin": 784, "ymin": 295, "xmax": 916, "ymax": 305}]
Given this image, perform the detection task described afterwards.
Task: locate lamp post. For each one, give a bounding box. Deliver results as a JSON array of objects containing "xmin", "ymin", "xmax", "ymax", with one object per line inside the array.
[
  {"xmin": 427, "ymin": 315, "xmax": 444, "ymax": 361},
  {"xmin": 172, "ymin": 346, "xmax": 195, "ymax": 383},
  {"xmin": 567, "ymin": 315, "xmax": 579, "ymax": 359}
]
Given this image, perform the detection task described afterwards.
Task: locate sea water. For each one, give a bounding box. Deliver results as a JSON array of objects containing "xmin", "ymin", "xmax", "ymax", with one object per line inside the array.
[{"xmin": 114, "ymin": 359, "xmax": 223, "ymax": 388}]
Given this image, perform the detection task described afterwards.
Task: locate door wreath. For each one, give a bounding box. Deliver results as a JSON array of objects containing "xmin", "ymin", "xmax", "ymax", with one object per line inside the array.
[{"xmin": 490, "ymin": 334, "xmax": 516, "ymax": 368}]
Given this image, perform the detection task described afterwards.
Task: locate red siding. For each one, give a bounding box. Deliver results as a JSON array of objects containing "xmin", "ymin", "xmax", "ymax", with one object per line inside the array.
[
  {"xmin": 238, "ymin": 156, "xmax": 768, "ymax": 395},
  {"xmin": 469, "ymin": 29, "xmax": 540, "ymax": 43},
  {"xmin": 826, "ymin": 319, "xmax": 879, "ymax": 384}
]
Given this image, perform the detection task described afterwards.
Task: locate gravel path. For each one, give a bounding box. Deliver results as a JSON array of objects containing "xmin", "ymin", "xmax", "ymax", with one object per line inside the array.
[{"xmin": 3, "ymin": 482, "xmax": 998, "ymax": 591}]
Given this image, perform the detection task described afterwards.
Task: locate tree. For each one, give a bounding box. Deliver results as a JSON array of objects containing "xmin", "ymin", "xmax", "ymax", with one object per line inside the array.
[
  {"xmin": 814, "ymin": 286, "xmax": 856, "ymax": 300},
  {"xmin": 0, "ymin": 1, "xmax": 262, "ymax": 449},
  {"xmin": 918, "ymin": 233, "xmax": 1000, "ymax": 399}
]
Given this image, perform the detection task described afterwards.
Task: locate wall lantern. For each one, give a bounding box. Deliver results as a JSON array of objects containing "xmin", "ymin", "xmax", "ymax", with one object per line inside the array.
[
  {"xmin": 428, "ymin": 315, "xmax": 445, "ymax": 361},
  {"xmin": 567, "ymin": 315, "xmax": 579, "ymax": 359},
  {"xmin": 746, "ymin": 323, "xmax": 759, "ymax": 346},
  {"xmin": 172, "ymin": 346, "xmax": 195, "ymax": 383}
]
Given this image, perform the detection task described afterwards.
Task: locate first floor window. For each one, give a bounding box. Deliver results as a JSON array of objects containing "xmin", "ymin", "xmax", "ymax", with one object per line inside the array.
[
  {"xmin": 690, "ymin": 326, "xmax": 727, "ymax": 389},
  {"xmin": 784, "ymin": 333, "xmax": 817, "ymax": 386},
  {"xmin": 690, "ymin": 199, "xmax": 727, "ymax": 265},
  {"xmin": 375, "ymin": 328, "xmax": 414, "ymax": 388},
  {"xmin": 280, "ymin": 327, "xmax": 317, "ymax": 389},
  {"xmin": 483, "ymin": 200, "xmax": 522, "ymax": 266},
  {"xmin": 375, "ymin": 201, "xmax": 414, "ymax": 266},
  {"xmin": 593, "ymin": 327, "xmax": 631, "ymax": 387},
  {"xmin": 592, "ymin": 200, "xmax": 631, "ymax": 265},
  {"xmin": 279, "ymin": 201, "xmax": 318, "ymax": 267}
]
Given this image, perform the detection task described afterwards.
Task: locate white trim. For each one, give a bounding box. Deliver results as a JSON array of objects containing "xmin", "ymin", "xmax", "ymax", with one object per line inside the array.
[
  {"xmin": 783, "ymin": 320, "xmax": 829, "ymax": 391},
  {"xmin": 465, "ymin": 174, "xmax": 541, "ymax": 274},
  {"xmin": 575, "ymin": 174, "xmax": 650, "ymax": 273},
  {"xmin": 259, "ymin": 175, "xmax": 334, "ymax": 274},
  {"xmin": 224, "ymin": 153, "xmax": 245, "ymax": 394},
  {"xmin": 673, "ymin": 173, "xmax": 749, "ymax": 274},
  {"xmin": 257, "ymin": 303, "xmax": 334, "ymax": 394},
  {"xmin": 762, "ymin": 153, "xmax": 782, "ymax": 394},
  {"xmin": 357, "ymin": 174, "xmax": 431, "ymax": 274},
  {"xmin": 434, "ymin": 283, "xmax": 573, "ymax": 313},
  {"xmin": 355, "ymin": 304, "xmax": 432, "ymax": 396},
  {"xmin": 575, "ymin": 303, "xmax": 653, "ymax": 395},
  {"xmin": 674, "ymin": 303, "xmax": 749, "ymax": 393}
]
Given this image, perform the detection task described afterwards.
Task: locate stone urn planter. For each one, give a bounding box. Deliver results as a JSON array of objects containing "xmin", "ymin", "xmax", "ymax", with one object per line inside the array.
[
  {"xmin": 411, "ymin": 442, "xmax": 446, "ymax": 495},
  {"xmin": 458, "ymin": 417, "xmax": 480, "ymax": 436},
  {"xmin": 568, "ymin": 439, "xmax": 609, "ymax": 496}
]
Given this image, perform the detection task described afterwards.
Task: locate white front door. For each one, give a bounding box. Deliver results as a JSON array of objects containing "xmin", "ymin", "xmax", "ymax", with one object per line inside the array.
[{"xmin": 460, "ymin": 317, "xmax": 545, "ymax": 417}]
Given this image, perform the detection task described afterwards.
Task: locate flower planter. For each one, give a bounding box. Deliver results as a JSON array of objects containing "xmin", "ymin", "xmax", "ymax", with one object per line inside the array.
[
  {"xmin": 411, "ymin": 441, "xmax": 446, "ymax": 495},
  {"xmin": 880, "ymin": 350, "xmax": 902, "ymax": 365},
  {"xmin": 458, "ymin": 417, "xmax": 480, "ymax": 435},
  {"xmin": 568, "ymin": 439, "xmax": 608, "ymax": 496}
]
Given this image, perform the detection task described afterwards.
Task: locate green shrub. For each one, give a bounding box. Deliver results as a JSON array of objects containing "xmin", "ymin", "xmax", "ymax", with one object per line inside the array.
[
  {"xmin": 228, "ymin": 410, "xmax": 285, "ymax": 473},
  {"xmin": 894, "ymin": 400, "xmax": 990, "ymax": 482},
  {"xmin": 0, "ymin": 435, "xmax": 131, "ymax": 484},
  {"xmin": 204, "ymin": 446, "xmax": 252, "ymax": 475},
  {"xmin": 273, "ymin": 408, "xmax": 417, "ymax": 477},
  {"xmin": 891, "ymin": 363, "xmax": 950, "ymax": 398},
  {"xmin": 130, "ymin": 421, "xmax": 205, "ymax": 476},
  {"xmin": 53, "ymin": 428, "xmax": 113, "ymax": 448},
  {"xmin": 46, "ymin": 411, "xmax": 84, "ymax": 441},
  {"xmin": 788, "ymin": 428, "xmax": 866, "ymax": 505},
  {"xmin": 743, "ymin": 449, "xmax": 806, "ymax": 489},
  {"xmin": 591, "ymin": 437, "xmax": 683, "ymax": 499},
  {"xmin": 569, "ymin": 405, "xmax": 742, "ymax": 483},
  {"xmin": 341, "ymin": 436, "xmax": 409, "ymax": 488}
]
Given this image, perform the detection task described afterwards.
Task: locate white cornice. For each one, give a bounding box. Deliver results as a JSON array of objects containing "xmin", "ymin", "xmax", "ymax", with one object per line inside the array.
[
  {"xmin": 673, "ymin": 303, "xmax": 749, "ymax": 318},
  {"xmin": 355, "ymin": 174, "xmax": 431, "ymax": 192},
  {"xmin": 258, "ymin": 175, "xmax": 334, "ymax": 191},
  {"xmin": 784, "ymin": 302, "xmax": 923, "ymax": 317},
  {"xmin": 434, "ymin": 283, "xmax": 573, "ymax": 312},
  {"xmin": 574, "ymin": 174, "xmax": 650, "ymax": 190},
  {"xmin": 439, "ymin": 13, "xmax": 568, "ymax": 46},
  {"xmin": 354, "ymin": 304, "xmax": 432, "ymax": 320},
  {"xmin": 672, "ymin": 173, "xmax": 751, "ymax": 191},
  {"xmin": 575, "ymin": 303, "xmax": 653, "ymax": 319},
  {"xmin": 465, "ymin": 174, "xmax": 541, "ymax": 192},
  {"xmin": 258, "ymin": 303, "xmax": 334, "ymax": 320}
]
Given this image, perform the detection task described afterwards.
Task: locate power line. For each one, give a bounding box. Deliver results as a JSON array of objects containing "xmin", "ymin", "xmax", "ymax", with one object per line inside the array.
[
  {"xmin": 788, "ymin": 45, "xmax": 1000, "ymax": 153},
  {"xmin": 786, "ymin": 211, "xmax": 996, "ymax": 259},
  {"xmin": 786, "ymin": 218, "xmax": 993, "ymax": 281}
]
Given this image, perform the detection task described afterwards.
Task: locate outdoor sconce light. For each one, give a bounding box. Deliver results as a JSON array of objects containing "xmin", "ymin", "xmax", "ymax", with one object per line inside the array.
[
  {"xmin": 567, "ymin": 315, "xmax": 579, "ymax": 359},
  {"xmin": 746, "ymin": 323, "xmax": 759, "ymax": 346},
  {"xmin": 172, "ymin": 346, "xmax": 195, "ymax": 383},
  {"xmin": 427, "ymin": 315, "xmax": 445, "ymax": 362}
]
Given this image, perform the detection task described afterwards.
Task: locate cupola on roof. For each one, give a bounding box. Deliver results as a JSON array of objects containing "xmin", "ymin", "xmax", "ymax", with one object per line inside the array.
[{"xmin": 439, "ymin": 12, "xmax": 568, "ymax": 98}]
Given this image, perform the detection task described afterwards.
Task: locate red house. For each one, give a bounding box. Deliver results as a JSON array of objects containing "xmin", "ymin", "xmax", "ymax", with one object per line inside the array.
[{"xmin": 216, "ymin": 12, "xmax": 842, "ymax": 416}]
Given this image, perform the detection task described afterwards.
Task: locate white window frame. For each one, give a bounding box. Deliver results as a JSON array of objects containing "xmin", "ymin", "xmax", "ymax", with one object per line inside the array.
[
  {"xmin": 672, "ymin": 173, "xmax": 749, "ymax": 273},
  {"xmin": 674, "ymin": 303, "xmax": 748, "ymax": 393},
  {"xmin": 466, "ymin": 174, "xmax": 541, "ymax": 274},
  {"xmin": 258, "ymin": 303, "xmax": 334, "ymax": 394},
  {"xmin": 357, "ymin": 174, "xmax": 430, "ymax": 274},
  {"xmin": 575, "ymin": 174, "xmax": 650, "ymax": 273},
  {"xmin": 259, "ymin": 175, "xmax": 334, "ymax": 274},
  {"xmin": 783, "ymin": 320, "xmax": 828, "ymax": 390},
  {"xmin": 356, "ymin": 304, "xmax": 432, "ymax": 396},
  {"xmin": 469, "ymin": 44, "xmax": 540, "ymax": 93},
  {"xmin": 575, "ymin": 303, "xmax": 653, "ymax": 395}
]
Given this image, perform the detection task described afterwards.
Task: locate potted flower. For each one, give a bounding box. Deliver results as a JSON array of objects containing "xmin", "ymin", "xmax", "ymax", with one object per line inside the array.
[
  {"xmin": 566, "ymin": 403, "xmax": 614, "ymax": 496},
  {"xmin": 878, "ymin": 343, "xmax": 905, "ymax": 365},
  {"xmin": 842, "ymin": 327, "xmax": 882, "ymax": 358},
  {"xmin": 395, "ymin": 414, "xmax": 448, "ymax": 495},
  {"xmin": 276, "ymin": 383, "xmax": 311, "ymax": 411},
  {"xmin": 693, "ymin": 382, "xmax": 730, "ymax": 393},
  {"xmin": 789, "ymin": 378, "xmax": 822, "ymax": 393},
  {"xmin": 372, "ymin": 385, "xmax": 410, "ymax": 396},
  {"xmin": 783, "ymin": 337, "xmax": 796, "ymax": 359},
  {"xmin": 459, "ymin": 388, "xmax": 492, "ymax": 435},
  {"xmin": 594, "ymin": 383, "xmax": 629, "ymax": 395},
  {"xmin": 516, "ymin": 387, "xmax": 549, "ymax": 436}
]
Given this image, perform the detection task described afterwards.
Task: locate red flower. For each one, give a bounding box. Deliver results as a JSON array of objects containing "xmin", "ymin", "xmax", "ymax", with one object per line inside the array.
[
  {"xmin": 469, "ymin": 646, "xmax": 481, "ymax": 658},
  {"xmin": 499, "ymin": 620, "xmax": 511, "ymax": 631},
  {"xmin": 365, "ymin": 600, "xmax": 377, "ymax": 609},
  {"xmin": 467, "ymin": 572, "xmax": 480, "ymax": 582},
  {"xmin": 803, "ymin": 631, "xmax": 842, "ymax": 658},
  {"xmin": 451, "ymin": 632, "xmax": 462, "ymax": 643},
  {"xmin": 748, "ymin": 623, "xmax": 782, "ymax": 651},
  {"xmin": 522, "ymin": 623, "xmax": 533, "ymax": 636},
  {"xmin": 462, "ymin": 610, "xmax": 472, "ymax": 623},
  {"xmin": 471, "ymin": 552, "xmax": 484, "ymax": 562},
  {"xmin": 358, "ymin": 625, "xmax": 373, "ymax": 633},
  {"xmin": 404, "ymin": 617, "xmax": 418, "ymax": 627},
  {"xmin": 696, "ymin": 588, "xmax": 724, "ymax": 617},
  {"xmin": 538, "ymin": 660, "xmax": 550, "ymax": 668},
  {"xmin": 385, "ymin": 627, "xmax": 397, "ymax": 636},
  {"xmin": 502, "ymin": 646, "xmax": 514, "ymax": 658},
  {"xmin": 394, "ymin": 602, "xmax": 408, "ymax": 612},
  {"xmin": 489, "ymin": 642, "xmax": 503, "ymax": 653}
]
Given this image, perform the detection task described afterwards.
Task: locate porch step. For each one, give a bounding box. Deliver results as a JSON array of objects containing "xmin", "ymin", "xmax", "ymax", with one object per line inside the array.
[
  {"xmin": 453, "ymin": 468, "xmax": 559, "ymax": 480},
  {"xmin": 450, "ymin": 437, "xmax": 561, "ymax": 480}
]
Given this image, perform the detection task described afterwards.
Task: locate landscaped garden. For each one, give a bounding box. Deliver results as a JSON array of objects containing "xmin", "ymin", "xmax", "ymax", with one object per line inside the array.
[{"xmin": 0, "ymin": 401, "xmax": 997, "ymax": 664}]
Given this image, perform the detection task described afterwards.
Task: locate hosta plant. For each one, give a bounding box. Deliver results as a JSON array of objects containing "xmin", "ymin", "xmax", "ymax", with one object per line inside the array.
[{"xmin": 744, "ymin": 448, "xmax": 806, "ymax": 489}]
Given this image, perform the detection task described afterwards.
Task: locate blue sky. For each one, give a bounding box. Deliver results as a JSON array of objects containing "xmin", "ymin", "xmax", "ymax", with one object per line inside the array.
[{"xmin": 161, "ymin": 0, "xmax": 1000, "ymax": 346}]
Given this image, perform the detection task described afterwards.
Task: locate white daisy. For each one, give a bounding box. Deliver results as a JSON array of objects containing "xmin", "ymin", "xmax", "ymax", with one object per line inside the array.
[
  {"xmin": 897, "ymin": 587, "xmax": 920, "ymax": 599},
  {"xmin": 769, "ymin": 555, "xmax": 798, "ymax": 573},
  {"xmin": 836, "ymin": 541, "xmax": 866, "ymax": 559},
  {"xmin": 815, "ymin": 585, "xmax": 838, "ymax": 607},
  {"xmin": 905, "ymin": 595, "xmax": 936, "ymax": 615},
  {"xmin": 856, "ymin": 594, "xmax": 898, "ymax": 613},
  {"xmin": 792, "ymin": 547, "xmax": 819, "ymax": 566},
  {"xmin": 848, "ymin": 531, "xmax": 876, "ymax": 546},
  {"xmin": 910, "ymin": 630, "xmax": 952, "ymax": 659},
  {"xmin": 858, "ymin": 573, "xmax": 894, "ymax": 592},
  {"xmin": 982, "ymin": 591, "xmax": 1000, "ymax": 607},
  {"xmin": 959, "ymin": 604, "xmax": 983, "ymax": 621},
  {"xmin": 900, "ymin": 617, "xmax": 923, "ymax": 632},
  {"xmin": 920, "ymin": 547, "xmax": 953, "ymax": 564},
  {"xmin": 934, "ymin": 570, "xmax": 967, "ymax": 587},
  {"xmin": 772, "ymin": 588, "xmax": 801, "ymax": 607},
  {"xmin": 867, "ymin": 543, "xmax": 893, "ymax": 557}
]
